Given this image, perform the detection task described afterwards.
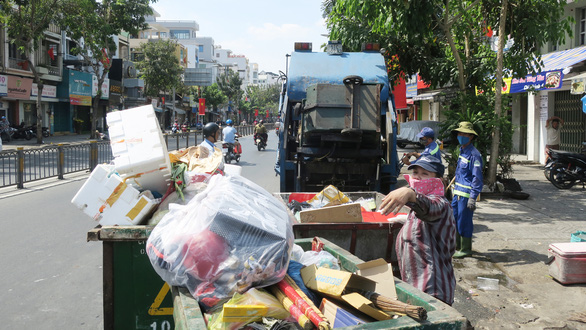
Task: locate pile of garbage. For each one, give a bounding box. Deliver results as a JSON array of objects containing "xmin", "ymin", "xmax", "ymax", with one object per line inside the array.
[{"xmin": 71, "ymin": 106, "xmax": 426, "ymax": 329}]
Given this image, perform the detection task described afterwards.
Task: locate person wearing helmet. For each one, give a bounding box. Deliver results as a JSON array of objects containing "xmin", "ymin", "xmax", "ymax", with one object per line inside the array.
[
  {"xmin": 254, "ymin": 120, "xmax": 268, "ymax": 145},
  {"xmin": 0, "ymin": 116, "xmax": 10, "ymax": 131},
  {"xmin": 201, "ymin": 122, "xmax": 222, "ymax": 155},
  {"xmin": 222, "ymin": 119, "xmax": 237, "ymax": 144}
]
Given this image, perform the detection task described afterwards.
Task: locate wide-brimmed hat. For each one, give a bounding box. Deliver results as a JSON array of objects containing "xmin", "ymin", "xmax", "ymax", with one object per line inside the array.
[
  {"xmin": 452, "ymin": 121, "xmax": 478, "ymax": 136},
  {"xmin": 407, "ymin": 155, "xmax": 445, "ymax": 178}
]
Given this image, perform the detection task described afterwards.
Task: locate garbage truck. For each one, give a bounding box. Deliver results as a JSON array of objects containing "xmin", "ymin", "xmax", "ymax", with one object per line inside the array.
[{"xmin": 275, "ymin": 41, "xmax": 400, "ymax": 193}]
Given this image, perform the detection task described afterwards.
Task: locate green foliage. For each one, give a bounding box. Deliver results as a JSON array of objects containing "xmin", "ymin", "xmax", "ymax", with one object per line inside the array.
[
  {"xmin": 201, "ymin": 83, "xmax": 226, "ymax": 111},
  {"xmin": 439, "ymin": 92, "xmax": 515, "ymax": 178},
  {"xmin": 216, "ymin": 70, "xmax": 243, "ymax": 111},
  {"xmin": 135, "ymin": 39, "xmax": 184, "ymax": 97},
  {"xmin": 244, "ymin": 84, "xmax": 280, "ymax": 117}
]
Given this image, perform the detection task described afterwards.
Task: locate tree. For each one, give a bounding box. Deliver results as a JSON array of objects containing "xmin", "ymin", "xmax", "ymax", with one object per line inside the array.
[
  {"xmin": 325, "ymin": 0, "xmax": 571, "ymax": 185},
  {"xmin": 62, "ymin": 0, "xmax": 155, "ymax": 139},
  {"xmin": 135, "ymin": 39, "xmax": 184, "ymax": 129},
  {"xmin": 245, "ymin": 84, "xmax": 280, "ymax": 119},
  {"xmin": 216, "ymin": 70, "xmax": 243, "ymax": 118},
  {"xmin": 201, "ymin": 83, "xmax": 226, "ymax": 112},
  {"xmin": 1, "ymin": 0, "xmax": 66, "ymax": 143}
]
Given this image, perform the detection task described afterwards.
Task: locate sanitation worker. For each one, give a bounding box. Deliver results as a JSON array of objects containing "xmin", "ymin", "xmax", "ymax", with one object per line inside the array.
[
  {"xmin": 451, "ymin": 122, "xmax": 483, "ymax": 258},
  {"xmin": 402, "ymin": 127, "xmax": 442, "ymax": 165}
]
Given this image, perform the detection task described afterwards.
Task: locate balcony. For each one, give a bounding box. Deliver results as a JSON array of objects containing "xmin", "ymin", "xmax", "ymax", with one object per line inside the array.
[{"xmin": 8, "ymin": 57, "xmax": 31, "ymax": 72}]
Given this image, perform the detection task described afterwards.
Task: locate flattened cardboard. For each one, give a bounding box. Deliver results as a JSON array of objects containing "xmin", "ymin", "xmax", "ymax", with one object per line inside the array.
[
  {"xmin": 356, "ymin": 258, "xmax": 398, "ymax": 299},
  {"xmin": 320, "ymin": 298, "xmax": 370, "ymax": 327},
  {"xmin": 299, "ymin": 202, "xmax": 362, "ymax": 223},
  {"xmin": 300, "ymin": 265, "xmax": 392, "ymax": 321}
]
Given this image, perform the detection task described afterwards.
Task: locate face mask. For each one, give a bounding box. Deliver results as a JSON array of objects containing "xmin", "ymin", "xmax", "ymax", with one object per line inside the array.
[
  {"xmin": 404, "ymin": 174, "xmax": 445, "ymax": 196},
  {"xmin": 419, "ymin": 138, "xmax": 427, "ymax": 145},
  {"xmin": 457, "ymin": 136, "xmax": 470, "ymax": 145}
]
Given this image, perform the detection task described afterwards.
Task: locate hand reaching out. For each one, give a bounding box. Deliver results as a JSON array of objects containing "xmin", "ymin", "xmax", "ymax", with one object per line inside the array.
[{"xmin": 378, "ymin": 187, "xmax": 416, "ymax": 215}]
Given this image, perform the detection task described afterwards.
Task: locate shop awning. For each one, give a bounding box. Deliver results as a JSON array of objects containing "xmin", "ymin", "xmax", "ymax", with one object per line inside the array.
[
  {"xmin": 538, "ymin": 45, "xmax": 586, "ymax": 72},
  {"xmin": 412, "ymin": 91, "xmax": 440, "ymax": 101}
]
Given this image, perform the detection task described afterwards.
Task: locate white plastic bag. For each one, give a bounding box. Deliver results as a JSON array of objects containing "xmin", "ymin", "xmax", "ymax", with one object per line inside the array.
[{"xmin": 146, "ymin": 174, "xmax": 294, "ymax": 311}]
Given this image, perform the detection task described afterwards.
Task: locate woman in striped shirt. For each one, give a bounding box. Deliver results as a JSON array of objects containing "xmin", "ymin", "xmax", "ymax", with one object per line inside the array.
[{"xmin": 378, "ymin": 155, "xmax": 457, "ymax": 305}]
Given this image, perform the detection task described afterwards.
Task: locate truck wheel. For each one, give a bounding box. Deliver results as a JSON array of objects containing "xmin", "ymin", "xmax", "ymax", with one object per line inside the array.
[{"xmin": 343, "ymin": 75, "xmax": 363, "ymax": 85}]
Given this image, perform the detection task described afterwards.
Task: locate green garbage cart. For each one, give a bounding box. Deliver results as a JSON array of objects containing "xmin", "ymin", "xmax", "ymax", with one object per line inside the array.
[
  {"xmin": 88, "ymin": 226, "xmax": 174, "ymax": 330},
  {"xmin": 172, "ymin": 237, "xmax": 468, "ymax": 329}
]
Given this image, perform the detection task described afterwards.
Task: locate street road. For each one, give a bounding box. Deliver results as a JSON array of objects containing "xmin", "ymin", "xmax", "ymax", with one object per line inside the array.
[{"xmin": 0, "ymin": 133, "xmax": 279, "ymax": 329}]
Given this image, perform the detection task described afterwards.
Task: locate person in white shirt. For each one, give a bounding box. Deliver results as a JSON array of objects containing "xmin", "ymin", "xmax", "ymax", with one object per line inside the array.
[
  {"xmin": 545, "ymin": 116, "xmax": 564, "ymax": 161},
  {"xmin": 222, "ymin": 119, "xmax": 237, "ymax": 145}
]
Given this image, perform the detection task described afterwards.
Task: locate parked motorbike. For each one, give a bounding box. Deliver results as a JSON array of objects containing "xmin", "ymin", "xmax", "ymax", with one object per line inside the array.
[
  {"xmin": 10, "ymin": 123, "xmax": 34, "ymax": 140},
  {"xmin": 548, "ymin": 143, "xmax": 586, "ymax": 189},
  {"xmin": 31, "ymin": 124, "xmax": 50, "ymax": 138},
  {"xmin": 254, "ymin": 133, "xmax": 267, "ymax": 151},
  {"xmin": 222, "ymin": 135, "xmax": 241, "ymax": 164}
]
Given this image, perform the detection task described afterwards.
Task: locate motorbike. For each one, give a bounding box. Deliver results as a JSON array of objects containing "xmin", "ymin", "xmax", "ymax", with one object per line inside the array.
[
  {"xmin": 30, "ymin": 124, "xmax": 50, "ymax": 138},
  {"xmin": 254, "ymin": 133, "xmax": 267, "ymax": 151},
  {"xmin": 222, "ymin": 135, "xmax": 241, "ymax": 164},
  {"xmin": 1, "ymin": 126, "xmax": 16, "ymax": 142},
  {"xmin": 181, "ymin": 123, "xmax": 189, "ymax": 133},
  {"xmin": 10, "ymin": 123, "xmax": 34, "ymax": 140},
  {"xmin": 171, "ymin": 122, "xmax": 179, "ymax": 134},
  {"xmin": 548, "ymin": 143, "xmax": 586, "ymax": 189}
]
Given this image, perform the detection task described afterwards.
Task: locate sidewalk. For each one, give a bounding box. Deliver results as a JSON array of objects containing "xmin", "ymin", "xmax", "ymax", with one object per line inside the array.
[
  {"xmin": 1, "ymin": 133, "xmax": 93, "ymax": 151},
  {"xmin": 452, "ymin": 163, "xmax": 586, "ymax": 328}
]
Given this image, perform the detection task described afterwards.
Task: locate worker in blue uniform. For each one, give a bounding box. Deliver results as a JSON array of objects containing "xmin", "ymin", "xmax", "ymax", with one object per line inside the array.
[
  {"xmin": 402, "ymin": 127, "xmax": 442, "ymax": 165},
  {"xmin": 451, "ymin": 122, "xmax": 483, "ymax": 258}
]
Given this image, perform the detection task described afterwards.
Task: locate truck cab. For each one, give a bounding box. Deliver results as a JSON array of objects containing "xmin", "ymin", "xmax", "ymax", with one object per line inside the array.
[{"xmin": 276, "ymin": 42, "xmax": 400, "ymax": 193}]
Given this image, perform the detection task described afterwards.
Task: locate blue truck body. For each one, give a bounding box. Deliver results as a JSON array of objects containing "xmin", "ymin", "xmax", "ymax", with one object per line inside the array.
[{"xmin": 275, "ymin": 49, "xmax": 400, "ymax": 193}]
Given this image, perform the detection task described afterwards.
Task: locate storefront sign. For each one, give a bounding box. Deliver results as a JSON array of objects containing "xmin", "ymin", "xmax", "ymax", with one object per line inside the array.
[
  {"xmin": 69, "ymin": 70, "xmax": 92, "ymax": 106},
  {"xmin": 406, "ymin": 83, "xmax": 417, "ymax": 98},
  {"xmin": 7, "ymin": 76, "xmax": 33, "ymax": 99},
  {"xmin": 0, "ymin": 75, "xmax": 7, "ymax": 97},
  {"xmin": 92, "ymin": 75, "xmax": 110, "ymax": 99},
  {"xmin": 510, "ymin": 70, "xmax": 563, "ymax": 94},
  {"xmin": 540, "ymin": 94, "xmax": 549, "ymax": 120},
  {"xmin": 31, "ymin": 83, "xmax": 57, "ymax": 98}
]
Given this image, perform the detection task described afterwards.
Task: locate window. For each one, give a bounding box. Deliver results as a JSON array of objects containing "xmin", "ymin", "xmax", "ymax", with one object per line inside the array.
[
  {"xmin": 579, "ymin": 8, "xmax": 586, "ymax": 45},
  {"xmin": 170, "ymin": 30, "xmax": 190, "ymax": 39},
  {"xmin": 198, "ymin": 45, "xmax": 204, "ymax": 52},
  {"xmin": 160, "ymin": 32, "xmax": 167, "ymax": 38}
]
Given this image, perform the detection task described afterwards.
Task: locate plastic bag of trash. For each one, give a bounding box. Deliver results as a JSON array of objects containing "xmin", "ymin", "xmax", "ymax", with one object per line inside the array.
[{"xmin": 146, "ymin": 174, "xmax": 294, "ymax": 311}]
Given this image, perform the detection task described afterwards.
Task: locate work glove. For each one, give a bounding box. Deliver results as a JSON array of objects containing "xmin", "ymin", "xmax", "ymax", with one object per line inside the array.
[{"xmin": 467, "ymin": 198, "xmax": 476, "ymax": 211}]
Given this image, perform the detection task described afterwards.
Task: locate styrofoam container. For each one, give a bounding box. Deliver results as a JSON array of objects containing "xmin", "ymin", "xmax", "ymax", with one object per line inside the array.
[
  {"xmin": 107, "ymin": 105, "xmax": 171, "ymax": 195},
  {"xmin": 71, "ymin": 164, "xmax": 158, "ymax": 226},
  {"xmin": 548, "ymin": 242, "xmax": 586, "ymax": 284}
]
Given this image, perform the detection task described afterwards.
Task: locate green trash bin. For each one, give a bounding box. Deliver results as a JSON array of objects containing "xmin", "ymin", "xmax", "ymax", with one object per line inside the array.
[
  {"xmin": 88, "ymin": 226, "xmax": 174, "ymax": 330},
  {"xmin": 172, "ymin": 237, "xmax": 468, "ymax": 329}
]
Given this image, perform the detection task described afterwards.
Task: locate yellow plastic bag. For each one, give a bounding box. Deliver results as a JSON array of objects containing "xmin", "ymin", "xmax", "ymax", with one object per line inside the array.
[
  {"xmin": 308, "ymin": 185, "xmax": 351, "ymax": 208},
  {"xmin": 208, "ymin": 288, "xmax": 290, "ymax": 330}
]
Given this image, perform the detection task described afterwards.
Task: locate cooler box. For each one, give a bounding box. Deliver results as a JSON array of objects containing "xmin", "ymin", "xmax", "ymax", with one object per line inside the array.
[
  {"xmin": 71, "ymin": 164, "xmax": 158, "ymax": 226},
  {"xmin": 547, "ymin": 242, "xmax": 586, "ymax": 284},
  {"xmin": 107, "ymin": 105, "xmax": 172, "ymax": 195}
]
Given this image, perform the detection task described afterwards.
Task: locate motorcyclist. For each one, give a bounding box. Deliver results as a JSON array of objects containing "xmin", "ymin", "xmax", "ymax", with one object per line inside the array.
[
  {"xmin": 222, "ymin": 119, "xmax": 239, "ymax": 156},
  {"xmin": 172, "ymin": 119, "xmax": 179, "ymax": 133},
  {"xmin": 200, "ymin": 122, "xmax": 224, "ymax": 170},
  {"xmin": 254, "ymin": 120, "xmax": 268, "ymax": 145},
  {"xmin": 0, "ymin": 116, "xmax": 10, "ymax": 132}
]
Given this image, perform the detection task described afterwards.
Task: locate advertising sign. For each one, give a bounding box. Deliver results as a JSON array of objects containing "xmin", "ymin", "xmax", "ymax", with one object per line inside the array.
[
  {"xmin": 92, "ymin": 75, "xmax": 110, "ymax": 99},
  {"xmin": 31, "ymin": 83, "xmax": 57, "ymax": 98},
  {"xmin": 0, "ymin": 75, "xmax": 7, "ymax": 97},
  {"xmin": 7, "ymin": 76, "xmax": 32, "ymax": 99},
  {"xmin": 510, "ymin": 70, "xmax": 563, "ymax": 94},
  {"xmin": 406, "ymin": 83, "xmax": 418, "ymax": 98},
  {"xmin": 69, "ymin": 70, "xmax": 92, "ymax": 106}
]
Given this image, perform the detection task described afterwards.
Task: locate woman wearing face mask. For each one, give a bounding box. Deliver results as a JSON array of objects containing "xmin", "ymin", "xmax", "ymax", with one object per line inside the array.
[
  {"xmin": 378, "ymin": 155, "xmax": 456, "ymax": 305},
  {"xmin": 451, "ymin": 122, "xmax": 483, "ymax": 258}
]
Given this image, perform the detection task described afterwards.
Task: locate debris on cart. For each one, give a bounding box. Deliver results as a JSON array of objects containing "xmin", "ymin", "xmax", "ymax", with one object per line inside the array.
[{"xmin": 285, "ymin": 185, "xmax": 406, "ymax": 224}]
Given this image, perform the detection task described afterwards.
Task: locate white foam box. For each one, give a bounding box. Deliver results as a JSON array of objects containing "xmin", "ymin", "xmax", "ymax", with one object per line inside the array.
[
  {"xmin": 71, "ymin": 164, "xmax": 158, "ymax": 226},
  {"xmin": 547, "ymin": 242, "xmax": 586, "ymax": 284},
  {"xmin": 107, "ymin": 105, "xmax": 171, "ymax": 195}
]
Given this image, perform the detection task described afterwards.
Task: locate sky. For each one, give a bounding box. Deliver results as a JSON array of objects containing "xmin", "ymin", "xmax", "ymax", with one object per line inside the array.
[{"xmin": 151, "ymin": 0, "xmax": 330, "ymax": 74}]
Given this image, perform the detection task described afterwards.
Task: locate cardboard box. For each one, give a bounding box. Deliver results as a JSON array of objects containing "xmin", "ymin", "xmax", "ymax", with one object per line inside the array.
[
  {"xmin": 300, "ymin": 265, "xmax": 391, "ymax": 321},
  {"xmin": 356, "ymin": 258, "xmax": 398, "ymax": 299},
  {"xmin": 299, "ymin": 202, "xmax": 362, "ymax": 223},
  {"xmin": 320, "ymin": 298, "xmax": 370, "ymax": 328},
  {"xmin": 221, "ymin": 304, "xmax": 268, "ymax": 322}
]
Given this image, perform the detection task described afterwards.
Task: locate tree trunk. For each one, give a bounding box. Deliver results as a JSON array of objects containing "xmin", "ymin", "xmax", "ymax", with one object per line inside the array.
[
  {"xmin": 30, "ymin": 61, "xmax": 44, "ymax": 144},
  {"xmin": 91, "ymin": 94, "xmax": 99, "ymax": 139},
  {"xmin": 487, "ymin": 0, "xmax": 509, "ymax": 186}
]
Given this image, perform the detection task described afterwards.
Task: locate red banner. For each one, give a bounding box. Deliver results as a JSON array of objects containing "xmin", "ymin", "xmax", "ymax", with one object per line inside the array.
[
  {"xmin": 266, "ymin": 111, "xmax": 269, "ymax": 118},
  {"xmin": 199, "ymin": 98, "xmax": 205, "ymax": 115},
  {"xmin": 255, "ymin": 109, "xmax": 259, "ymax": 117}
]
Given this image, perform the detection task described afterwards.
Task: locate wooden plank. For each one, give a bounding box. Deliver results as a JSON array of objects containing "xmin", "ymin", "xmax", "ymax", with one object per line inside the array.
[
  {"xmin": 172, "ymin": 286, "xmax": 207, "ymax": 330},
  {"xmin": 98, "ymin": 226, "xmax": 154, "ymax": 241}
]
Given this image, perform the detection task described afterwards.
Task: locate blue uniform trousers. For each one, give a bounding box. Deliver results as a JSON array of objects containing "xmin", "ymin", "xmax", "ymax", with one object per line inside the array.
[{"xmin": 451, "ymin": 195, "xmax": 474, "ymax": 238}]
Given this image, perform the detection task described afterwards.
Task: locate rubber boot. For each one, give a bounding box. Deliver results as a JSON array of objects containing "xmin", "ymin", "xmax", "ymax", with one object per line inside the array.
[
  {"xmin": 453, "ymin": 237, "xmax": 472, "ymax": 258},
  {"xmin": 455, "ymin": 232, "xmax": 462, "ymax": 251}
]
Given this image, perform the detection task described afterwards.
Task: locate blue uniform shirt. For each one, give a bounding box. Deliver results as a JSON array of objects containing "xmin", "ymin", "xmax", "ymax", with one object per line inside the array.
[
  {"xmin": 420, "ymin": 141, "xmax": 442, "ymax": 162},
  {"xmin": 453, "ymin": 144, "xmax": 483, "ymax": 200}
]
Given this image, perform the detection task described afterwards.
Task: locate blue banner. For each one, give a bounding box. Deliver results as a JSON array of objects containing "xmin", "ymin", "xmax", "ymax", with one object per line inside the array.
[
  {"xmin": 510, "ymin": 70, "xmax": 563, "ymax": 94},
  {"xmin": 406, "ymin": 83, "xmax": 417, "ymax": 98}
]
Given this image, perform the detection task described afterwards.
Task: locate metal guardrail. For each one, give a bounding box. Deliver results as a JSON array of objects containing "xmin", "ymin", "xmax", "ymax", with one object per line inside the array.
[{"xmin": 0, "ymin": 125, "xmax": 261, "ymax": 189}]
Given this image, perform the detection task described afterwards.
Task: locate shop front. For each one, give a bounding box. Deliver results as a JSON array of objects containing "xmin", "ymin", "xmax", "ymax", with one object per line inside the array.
[
  {"xmin": 0, "ymin": 75, "xmax": 33, "ymax": 126},
  {"xmin": 92, "ymin": 75, "xmax": 110, "ymax": 132},
  {"xmin": 55, "ymin": 69, "xmax": 92, "ymax": 133}
]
